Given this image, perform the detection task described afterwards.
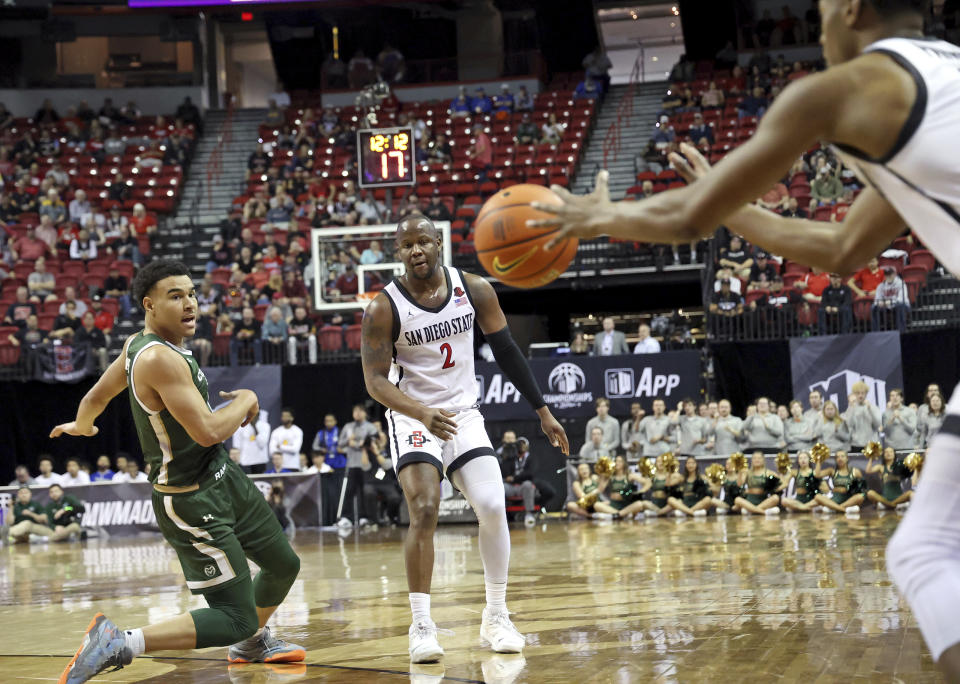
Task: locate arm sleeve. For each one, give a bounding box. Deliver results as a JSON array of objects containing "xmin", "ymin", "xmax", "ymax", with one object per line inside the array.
[{"xmin": 485, "ymin": 327, "xmax": 545, "ymax": 410}]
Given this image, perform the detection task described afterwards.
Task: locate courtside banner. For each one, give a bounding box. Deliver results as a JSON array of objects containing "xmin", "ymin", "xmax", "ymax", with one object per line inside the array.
[
  {"xmin": 0, "ymin": 472, "xmax": 322, "ymax": 535},
  {"xmin": 790, "ymin": 331, "xmax": 903, "ymax": 414},
  {"xmin": 475, "ymin": 351, "xmax": 700, "ymax": 420}
]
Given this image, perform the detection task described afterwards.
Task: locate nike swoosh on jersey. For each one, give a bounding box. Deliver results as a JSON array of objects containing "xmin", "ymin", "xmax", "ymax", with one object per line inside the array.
[{"xmin": 492, "ymin": 247, "xmax": 538, "ymax": 274}]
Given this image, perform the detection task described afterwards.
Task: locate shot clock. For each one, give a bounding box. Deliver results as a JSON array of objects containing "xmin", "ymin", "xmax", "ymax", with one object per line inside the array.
[{"xmin": 356, "ymin": 127, "xmax": 416, "ymax": 188}]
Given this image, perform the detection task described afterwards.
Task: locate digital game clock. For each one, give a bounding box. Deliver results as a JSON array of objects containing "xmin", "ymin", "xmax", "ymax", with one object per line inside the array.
[{"xmin": 356, "ymin": 127, "xmax": 416, "ymax": 189}]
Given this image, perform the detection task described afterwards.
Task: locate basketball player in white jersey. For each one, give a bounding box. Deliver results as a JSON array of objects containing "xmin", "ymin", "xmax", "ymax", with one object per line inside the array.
[
  {"xmin": 530, "ymin": 0, "xmax": 960, "ymax": 676},
  {"xmin": 361, "ymin": 214, "xmax": 569, "ymax": 663}
]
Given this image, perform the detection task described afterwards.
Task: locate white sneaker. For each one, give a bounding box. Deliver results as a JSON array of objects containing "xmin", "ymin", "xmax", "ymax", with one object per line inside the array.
[
  {"xmin": 591, "ymin": 512, "xmax": 613, "ymax": 520},
  {"xmin": 821, "ymin": 506, "xmax": 837, "ymax": 514},
  {"xmin": 644, "ymin": 510, "xmax": 659, "ymax": 518},
  {"xmin": 764, "ymin": 507, "xmax": 780, "ymax": 516},
  {"xmin": 409, "ymin": 619, "xmax": 444, "ymax": 663},
  {"xmin": 358, "ymin": 517, "xmax": 371, "ymax": 527},
  {"xmin": 481, "ymin": 654, "xmax": 527, "ymax": 684},
  {"xmin": 480, "ymin": 607, "xmax": 525, "ymax": 653},
  {"xmin": 716, "ymin": 507, "xmax": 728, "ymax": 515},
  {"xmin": 336, "ymin": 517, "xmax": 353, "ymax": 529},
  {"xmin": 844, "ymin": 505, "xmax": 860, "ymax": 515},
  {"xmin": 28, "ymin": 534, "xmax": 49, "ymax": 543},
  {"xmin": 674, "ymin": 510, "xmax": 687, "ymax": 518},
  {"xmin": 524, "ymin": 513, "xmax": 536, "ymax": 526},
  {"xmin": 693, "ymin": 509, "xmax": 707, "ymax": 517},
  {"xmin": 896, "ymin": 502, "xmax": 910, "ymax": 511},
  {"xmin": 740, "ymin": 508, "xmax": 751, "ymax": 516}
]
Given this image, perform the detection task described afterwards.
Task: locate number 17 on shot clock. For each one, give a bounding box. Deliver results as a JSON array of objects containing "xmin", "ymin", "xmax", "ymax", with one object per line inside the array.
[{"xmin": 357, "ymin": 126, "xmax": 416, "ymax": 188}]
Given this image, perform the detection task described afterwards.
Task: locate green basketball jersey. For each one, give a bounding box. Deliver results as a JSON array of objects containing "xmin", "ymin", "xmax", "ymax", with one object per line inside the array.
[{"xmin": 125, "ymin": 331, "xmax": 227, "ymax": 488}]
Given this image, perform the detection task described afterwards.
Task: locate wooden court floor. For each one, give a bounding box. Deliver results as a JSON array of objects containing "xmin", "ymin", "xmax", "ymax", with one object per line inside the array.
[{"xmin": 0, "ymin": 512, "xmax": 942, "ymax": 683}]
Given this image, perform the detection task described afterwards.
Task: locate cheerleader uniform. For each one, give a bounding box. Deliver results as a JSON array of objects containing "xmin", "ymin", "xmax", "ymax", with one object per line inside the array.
[{"xmin": 793, "ymin": 470, "xmax": 821, "ymax": 504}]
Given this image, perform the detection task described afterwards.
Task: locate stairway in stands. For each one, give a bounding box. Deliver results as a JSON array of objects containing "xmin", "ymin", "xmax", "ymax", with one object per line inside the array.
[
  {"xmin": 571, "ymin": 82, "xmax": 667, "ymax": 200},
  {"xmin": 153, "ymin": 108, "xmax": 266, "ymax": 278}
]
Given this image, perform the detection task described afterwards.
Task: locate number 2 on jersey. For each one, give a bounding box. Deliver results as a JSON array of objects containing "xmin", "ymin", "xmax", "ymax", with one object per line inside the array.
[{"xmin": 440, "ymin": 342, "xmax": 455, "ymax": 369}]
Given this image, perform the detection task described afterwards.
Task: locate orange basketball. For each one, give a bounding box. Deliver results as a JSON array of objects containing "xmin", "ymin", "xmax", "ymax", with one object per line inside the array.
[{"xmin": 474, "ymin": 184, "xmax": 578, "ymax": 289}]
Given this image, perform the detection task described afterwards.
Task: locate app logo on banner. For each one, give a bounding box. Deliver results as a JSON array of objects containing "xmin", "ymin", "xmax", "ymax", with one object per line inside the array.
[
  {"xmin": 605, "ymin": 367, "xmax": 682, "ymax": 399},
  {"xmin": 544, "ymin": 362, "xmax": 593, "ymax": 410},
  {"xmin": 605, "ymin": 368, "xmax": 635, "ymax": 398}
]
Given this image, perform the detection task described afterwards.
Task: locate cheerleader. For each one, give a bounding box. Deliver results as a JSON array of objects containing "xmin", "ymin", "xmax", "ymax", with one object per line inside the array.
[
  {"xmin": 734, "ymin": 451, "xmax": 784, "ymax": 515},
  {"xmin": 710, "ymin": 455, "xmax": 747, "ymax": 514},
  {"xmin": 814, "ymin": 450, "xmax": 866, "ymax": 514},
  {"xmin": 641, "ymin": 454, "xmax": 683, "ymax": 517},
  {"xmin": 667, "ymin": 456, "xmax": 713, "ymax": 517},
  {"xmin": 566, "ymin": 462, "xmax": 608, "ymax": 519},
  {"xmin": 780, "ymin": 451, "xmax": 821, "ymax": 513},
  {"xmin": 594, "ymin": 454, "xmax": 650, "ymax": 518},
  {"xmin": 865, "ymin": 446, "xmax": 914, "ymax": 510},
  {"xmin": 817, "ymin": 400, "xmax": 851, "ymax": 452}
]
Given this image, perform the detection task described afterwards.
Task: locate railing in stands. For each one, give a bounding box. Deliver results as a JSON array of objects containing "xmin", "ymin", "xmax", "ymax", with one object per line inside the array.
[
  {"xmin": 601, "ymin": 48, "xmax": 644, "ymax": 170},
  {"xmin": 206, "ymin": 93, "xmax": 235, "ymax": 209}
]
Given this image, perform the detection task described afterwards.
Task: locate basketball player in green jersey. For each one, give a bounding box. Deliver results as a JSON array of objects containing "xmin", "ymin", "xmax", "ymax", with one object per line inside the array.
[{"xmin": 52, "ymin": 261, "xmax": 304, "ymax": 684}]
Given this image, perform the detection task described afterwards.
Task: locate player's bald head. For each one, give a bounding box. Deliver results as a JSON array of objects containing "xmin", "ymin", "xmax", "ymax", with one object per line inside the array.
[{"xmin": 395, "ymin": 214, "xmax": 437, "ymax": 243}]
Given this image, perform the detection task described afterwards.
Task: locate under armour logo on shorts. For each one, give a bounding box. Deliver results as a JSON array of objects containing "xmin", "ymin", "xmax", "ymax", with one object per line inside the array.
[{"xmin": 202, "ymin": 514, "xmax": 214, "ymax": 522}]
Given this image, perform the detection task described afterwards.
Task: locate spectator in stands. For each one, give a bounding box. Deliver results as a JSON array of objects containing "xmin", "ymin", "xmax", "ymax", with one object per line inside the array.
[
  {"xmin": 103, "ymin": 266, "xmax": 132, "ymax": 319},
  {"xmin": 710, "ymin": 399, "xmax": 743, "ymax": 456},
  {"xmin": 205, "ymin": 235, "xmax": 234, "ymax": 273},
  {"xmin": 848, "ymin": 257, "xmax": 884, "ymax": 298},
  {"xmin": 710, "ymin": 278, "xmax": 744, "ymax": 335},
  {"xmin": 585, "ymin": 397, "xmax": 620, "ymax": 453},
  {"xmin": 579, "ymin": 426, "xmax": 613, "ymax": 463},
  {"xmin": 514, "ymin": 85, "xmax": 534, "ymax": 112},
  {"xmin": 287, "ymin": 304, "xmax": 316, "ymax": 364},
  {"xmin": 883, "ymin": 388, "xmax": 917, "ymax": 450},
  {"xmin": 672, "ymin": 398, "xmax": 710, "ymax": 456},
  {"xmin": 0, "ymin": 103, "xmax": 12, "ymax": 131},
  {"xmin": 27, "ymin": 257, "xmax": 57, "ymax": 303},
  {"xmin": 470, "ymin": 87, "xmax": 493, "ymax": 115},
  {"xmin": 8, "ymin": 313, "xmax": 46, "ymax": 349},
  {"xmin": 59, "ymin": 286, "xmax": 87, "ymax": 317},
  {"xmin": 130, "ymin": 203, "xmax": 157, "ymax": 238},
  {"xmin": 493, "ymin": 83, "xmax": 515, "ymax": 117},
  {"xmin": 35, "ymin": 455, "xmax": 62, "ymax": 487},
  {"xmin": 263, "ymin": 99, "xmax": 285, "ymax": 128},
  {"xmin": 90, "ymin": 455, "xmax": 114, "ymax": 482},
  {"xmin": 747, "ymin": 252, "xmax": 778, "ymax": 290},
  {"xmin": 175, "ymin": 96, "xmax": 201, "ymax": 131},
  {"xmin": 68, "ymin": 228, "xmax": 97, "ymax": 263},
  {"xmin": 541, "ymin": 113, "xmax": 565, "ymax": 145},
  {"xmin": 818, "ymin": 272, "xmax": 853, "ymax": 334},
  {"xmin": 633, "ymin": 323, "xmax": 660, "ymax": 353},
  {"xmin": 669, "ymin": 53, "xmax": 694, "ymax": 81},
  {"xmin": 358, "ymin": 240, "xmax": 385, "ymax": 266},
  {"xmin": 718, "ymin": 235, "xmax": 753, "ymax": 280},
  {"xmin": 430, "ymin": 133, "xmax": 452, "ymax": 163},
  {"xmin": 804, "ymin": 389, "xmax": 824, "ymax": 425},
  {"xmin": 261, "ymin": 306, "xmax": 288, "ymax": 363},
  {"xmin": 90, "ymin": 296, "xmax": 113, "ymax": 335},
  {"xmin": 448, "ymin": 90, "xmax": 471, "ymax": 118},
  {"xmin": 574, "ymin": 77, "xmax": 601, "ymax": 102},
  {"xmin": 57, "ymin": 219, "xmax": 81, "ymax": 249},
  {"xmin": 39, "ymin": 188, "xmax": 66, "ymax": 225},
  {"xmin": 687, "ymin": 113, "xmax": 714, "ymax": 146},
  {"xmin": 264, "ymin": 453, "xmax": 292, "ymax": 475},
  {"xmin": 651, "ymin": 116, "xmax": 676, "ymax": 145},
  {"xmin": 872, "ymin": 266, "xmax": 909, "ymax": 331},
  {"xmin": 60, "ymin": 458, "xmax": 90, "ymax": 487},
  {"xmin": 9, "ymin": 465, "xmax": 35, "ymax": 487},
  {"xmin": 796, "ymin": 267, "xmax": 830, "ymax": 304},
  {"xmin": 4, "ymin": 287, "xmax": 36, "ymax": 328},
  {"xmin": 738, "ymin": 87, "xmax": 768, "ymax": 118},
  {"xmin": 49, "ymin": 300, "xmax": 80, "ymax": 341},
  {"xmin": 810, "ymin": 165, "xmax": 844, "ymax": 212},
  {"xmin": 76, "ymin": 308, "xmax": 107, "ymax": 361},
  {"xmin": 10, "ymin": 179, "xmax": 37, "ymax": 214},
  {"xmin": 230, "ymin": 306, "xmax": 263, "ymax": 366},
  {"xmin": 67, "ymin": 189, "xmax": 91, "ymax": 225},
  {"xmin": 742, "ymin": 397, "xmax": 784, "ymax": 450},
  {"xmin": 714, "ymin": 268, "xmax": 742, "ymax": 295},
  {"xmin": 780, "ymin": 196, "xmax": 806, "ymax": 218},
  {"xmin": 593, "ymin": 317, "xmax": 629, "ymax": 355},
  {"xmin": 376, "ymin": 42, "xmax": 405, "ymax": 82},
  {"xmin": 844, "ymin": 381, "xmax": 882, "ymax": 449},
  {"xmin": 701, "ymin": 81, "xmax": 725, "ymax": 109},
  {"xmin": 467, "ymin": 123, "xmax": 493, "ymax": 181},
  {"xmin": 639, "ymin": 398, "xmax": 674, "ymax": 456},
  {"xmin": 338, "ymin": 404, "xmax": 380, "ymax": 527},
  {"xmin": 621, "ymin": 402, "xmax": 646, "ymax": 460},
  {"xmin": 758, "ymin": 180, "xmax": 790, "ymax": 211},
  {"xmin": 515, "ymin": 113, "xmax": 539, "ymax": 144},
  {"xmin": 418, "ymin": 197, "xmax": 450, "ymax": 227},
  {"xmin": 114, "ymin": 459, "xmax": 147, "ymax": 483},
  {"xmin": 34, "ymin": 99, "xmax": 59, "ymax": 124},
  {"xmin": 108, "ymin": 172, "xmax": 129, "ymax": 203},
  {"xmin": 919, "ymin": 392, "xmax": 945, "ymax": 447},
  {"xmin": 752, "ymin": 275, "xmax": 800, "ymax": 334},
  {"xmin": 247, "ymin": 144, "xmax": 271, "ymax": 181}
]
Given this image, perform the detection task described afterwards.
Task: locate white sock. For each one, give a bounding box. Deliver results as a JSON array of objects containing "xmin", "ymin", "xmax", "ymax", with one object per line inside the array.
[
  {"xmin": 409, "ymin": 592, "xmax": 431, "ymax": 624},
  {"xmin": 485, "ymin": 579, "xmax": 507, "ymax": 613},
  {"xmin": 124, "ymin": 629, "xmax": 145, "ymax": 658}
]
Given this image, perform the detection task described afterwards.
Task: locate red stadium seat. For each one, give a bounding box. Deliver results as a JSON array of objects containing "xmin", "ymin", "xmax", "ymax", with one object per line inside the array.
[
  {"xmin": 318, "ymin": 325, "xmax": 343, "ymax": 352},
  {"xmin": 0, "ymin": 343, "xmax": 21, "ymax": 366},
  {"xmin": 344, "ymin": 324, "xmax": 363, "ymax": 350},
  {"xmin": 909, "ymin": 249, "xmax": 936, "ymax": 272}
]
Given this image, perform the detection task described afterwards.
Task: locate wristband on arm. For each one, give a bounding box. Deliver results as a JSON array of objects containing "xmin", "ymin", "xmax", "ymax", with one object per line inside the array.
[{"xmin": 485, "ymin": 326, "xmax": 546, "ymax": 410}]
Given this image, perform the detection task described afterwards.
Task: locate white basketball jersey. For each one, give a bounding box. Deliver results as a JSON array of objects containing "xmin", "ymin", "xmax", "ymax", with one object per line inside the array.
[
  {"xmin": 382, "ymin": 267, "xmax": 479, "ymax": 411},
  {"xmin": 832, "ymin": 37, "xmax": 960, "ymax": 278}
]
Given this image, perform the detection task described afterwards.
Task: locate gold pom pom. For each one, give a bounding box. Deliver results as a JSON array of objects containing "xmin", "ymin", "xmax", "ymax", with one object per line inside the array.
[
  {"xmin": 637, "ymin": 457, "xmax": 656, "ymax": 479},
  {"xmin": 811, "ymin": 442, "xmax": 831, "ymax": 464},
  {"xmin": 577, "ymin": 492, "xmax": 599, "ymax": 509},
  {"xmin": 594, "ymin": 456, "xmax": 614, "ymax": 477},
  {"xmin": 863, "ymin": 441, "xmax": 882, "ymax": 460},
  {"xmin": 776, "ymin": 452, "xmax": 792, "ymax": 475},
  {"xmin": 730, "ymin": 452, "xmax": 747, "ymax": 472},
  {"xmin": 705, "ymin": 463, "xmax": 726, "ymax": 486},
  {"xmin": 905, "ymin": 451, "xmax": 925, "ymax": 473},
  {"xmin": 661, "ymin": 452, "xmax": 678, "ymax": 473}
]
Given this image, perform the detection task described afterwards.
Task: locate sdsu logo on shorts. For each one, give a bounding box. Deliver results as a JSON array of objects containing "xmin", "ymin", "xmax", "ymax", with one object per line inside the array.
[{"xmin": 407, "ymin": 431, "xmax": 429, "ymax": 448}]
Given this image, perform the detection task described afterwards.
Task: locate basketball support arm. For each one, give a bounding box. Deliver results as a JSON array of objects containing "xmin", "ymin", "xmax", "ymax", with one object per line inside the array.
[{"xmin": 486, "ymin": 327, "xmax": 545, "ymax": 411}]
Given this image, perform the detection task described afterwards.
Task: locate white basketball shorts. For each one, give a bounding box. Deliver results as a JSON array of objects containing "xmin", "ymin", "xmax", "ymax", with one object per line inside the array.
[{"xmin": 385, "ymin": 407, "xmax": 496, "ymax": 480}]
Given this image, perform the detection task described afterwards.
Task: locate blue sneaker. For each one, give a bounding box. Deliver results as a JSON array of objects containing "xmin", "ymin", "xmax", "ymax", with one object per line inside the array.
[
  {"xmin": 59, "ymin": 613, "xmax": 132, "ymax": 684},
  {"xmin": 228, "ymin": 626, "xmax": 305, "ymax": 664}
]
